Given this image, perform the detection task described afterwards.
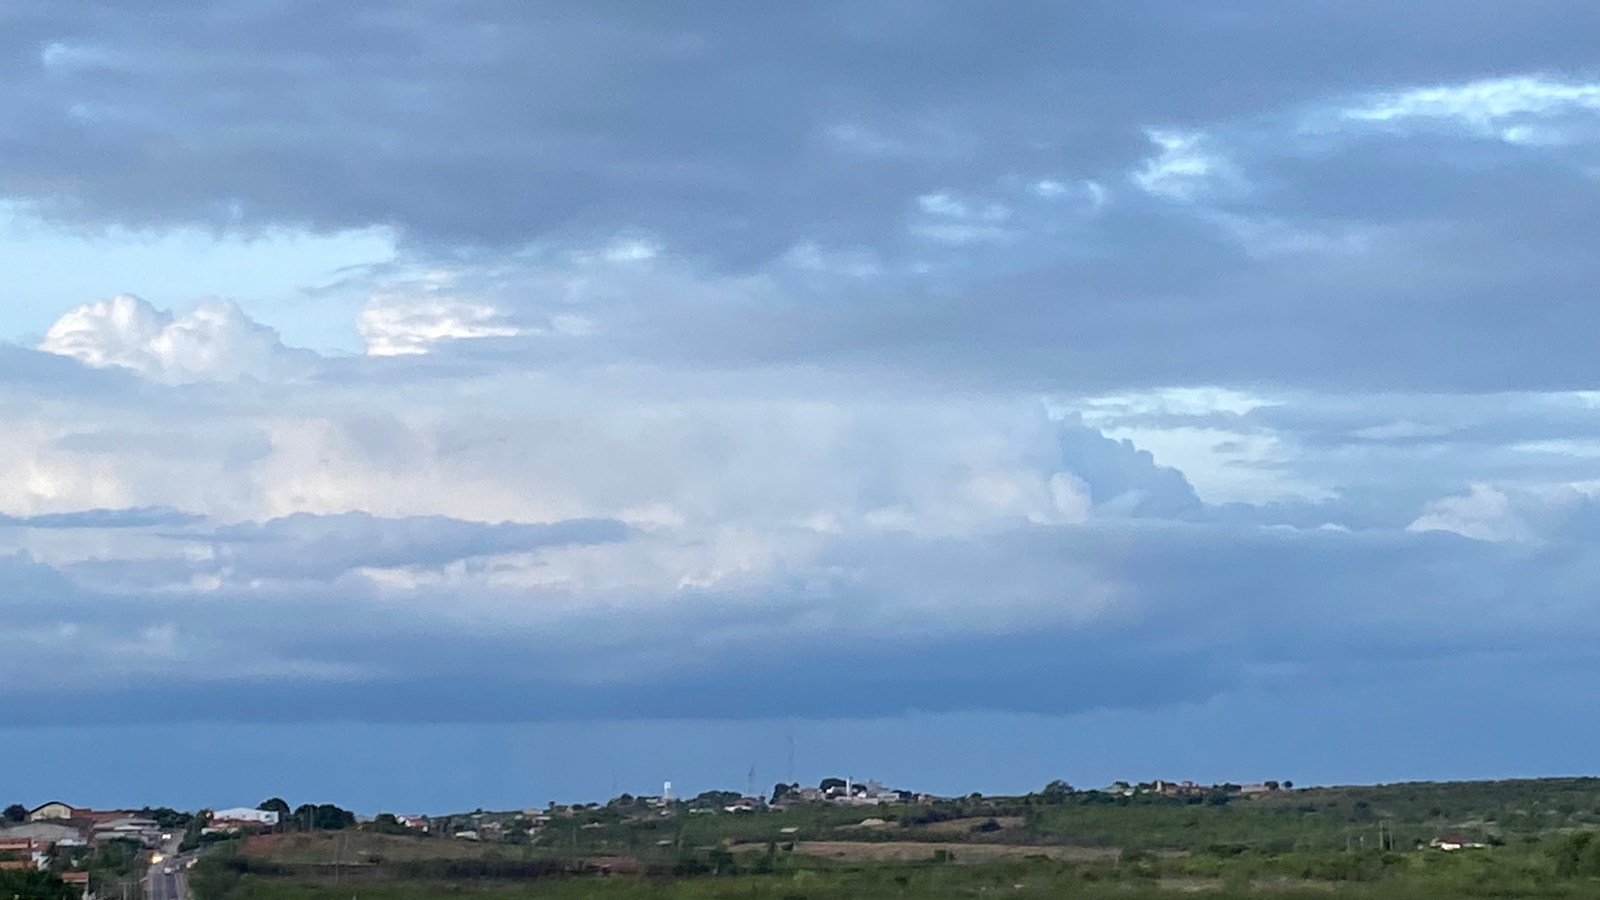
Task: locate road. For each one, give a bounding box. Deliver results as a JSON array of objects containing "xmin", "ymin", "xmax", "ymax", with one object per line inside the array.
[{"xmin": 145, "ymin": 835, "xmax": 190, "ymax": 900}]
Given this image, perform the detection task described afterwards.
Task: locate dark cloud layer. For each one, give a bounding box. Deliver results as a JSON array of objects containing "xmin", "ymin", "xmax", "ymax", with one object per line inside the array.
[
  {"xmin": 2, "ymin": 1, "xmax": 1593, "ymax": 248},
  {"xmin": 7, "ymin": 513, "xmax": 1600, "ymax": 725},
  {"xmin": 3, "ymin": 2, "xmax": 1600, "ymax": 390}
]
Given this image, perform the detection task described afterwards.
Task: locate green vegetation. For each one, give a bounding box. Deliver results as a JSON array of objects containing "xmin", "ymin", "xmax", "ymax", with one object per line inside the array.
[
  {"xmin": 144, "ymin": 807, "xmax": 194, "ymax": 830},
  {"xmin": 185, "ymin": 843, "xmax": 1600, "ymax": 900},
  {"xmin": 51, "ymin": 835, "xmax": 148, "ymax": 897},
  {"xmin": 0, "ymin": 869, "xmax": 79, "ymax": 900},
  {"xmin": 185, "ymin": 778, "xmax": 1600, "ymax": 900},
  {"xmin": 290, "ymin": 805, "xmax": 357, "ymax": 832}
]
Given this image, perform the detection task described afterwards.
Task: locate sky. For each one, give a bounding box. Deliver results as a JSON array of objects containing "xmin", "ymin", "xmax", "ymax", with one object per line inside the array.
[{"xmin": 5, "ymin": 0, "xmax": 1600, "ymax": 814}]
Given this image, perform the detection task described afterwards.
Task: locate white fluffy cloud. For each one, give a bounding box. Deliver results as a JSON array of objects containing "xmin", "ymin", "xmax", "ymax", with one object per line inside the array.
[{"xmin": 40, "ymin": 294, "xmax": 310, "ymax": 383}]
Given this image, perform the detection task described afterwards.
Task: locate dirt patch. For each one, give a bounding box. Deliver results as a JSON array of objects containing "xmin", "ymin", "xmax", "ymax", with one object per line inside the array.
[
  {"xmin": 836, "ymin": 818, "xmax": 897, "ymax": 831},
  {"xmin": 915, "ymin": 817, "xmax": 1026, "ymax": 836},
  {"xmin": 241, "ymin": 832, "xmax": 501, "ymax": 864},
  {"xmin": 1159, "ymin": 878, "xmax": 1224, "ymax": 892},
  {"xmin": 790, "ymin": 841, "xmax": 1118, "ymax": 864},
  {"xmin": 1250, "ymin": 876, "xmax": 1336, "ymax": 893}
]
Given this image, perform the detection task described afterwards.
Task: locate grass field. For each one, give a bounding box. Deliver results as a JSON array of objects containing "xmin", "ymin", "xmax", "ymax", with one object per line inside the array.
[{"xmin": 191, "ymin": 845, "xmax": 1600, "ymax": 900}]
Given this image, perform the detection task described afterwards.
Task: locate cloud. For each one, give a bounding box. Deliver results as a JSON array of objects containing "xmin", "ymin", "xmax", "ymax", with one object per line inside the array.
[
  {"xmin": 1409, "ymin": 483, "xmax": 1533, "ymax": 542},
  {"xmin": 11, "ymin": 510, "xmax": 1600, "ymax": 724},
  {"xmin": 0, "ymin": 507, "xmax": 202, "ymax": 529},
  {"xmin": 1132, "ymin": 130, "xmax": 1239, "ymax": 202},
  {"xmin": 911, "ymin": 192, "xmax": 1014, "ymax": 244},
  {"xmin": 203, "ymin": 512, "xmax": 629, "ymax": 581},
  {"xmin": 11, "ymin": 0, "xmax": 1600, "ymax": 747},
  {"xmin": 358, "ymin": 276, "xmax": 523, "ymax": 356},
  {"xmin": 1338, "ymin": 75, "xmax": 1600, "ymax": 144},
  {"xmin": 40, "ymin": 295, "xmax": 312, "ymax": 383}
]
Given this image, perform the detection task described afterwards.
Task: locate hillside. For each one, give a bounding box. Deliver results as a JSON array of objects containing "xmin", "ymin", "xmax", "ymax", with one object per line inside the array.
[{"xmin": 189, "ymin": 777, "xmax": 1600, "ymax": 900}]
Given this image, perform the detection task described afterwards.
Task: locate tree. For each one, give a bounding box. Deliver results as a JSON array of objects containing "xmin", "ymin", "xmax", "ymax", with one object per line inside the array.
[
  {"xmin": 258, "ymin": 798, "xmax": 291, "ymax": 833},
  {"xmin": 292, "ymin": 803, "xmax": 356, "ymax": 831},
  {"xmin": 2, "ymin": 804, "xmax": 26, "ymax": 823},
  {"xmin": 1552, "ymin": 831, "xmax": 1600, "ymax": 877},
  {"xmin": 369, "ymin": 813, "xmax": 409, "ymax": 836},
  {"xmin": 143, "ymin": 807, "xmax": 191, "ymax": 829},
  {"xmin": 689, "ymin": 791, "xmax": 740, "ymax": 810},
  {"xmin": 1039, "ymin": 780, "xmax": 1074, "ymax": 805},
  {"xmin": 0, "ymin": 869, "xmax": 79, "ymax": 900}
]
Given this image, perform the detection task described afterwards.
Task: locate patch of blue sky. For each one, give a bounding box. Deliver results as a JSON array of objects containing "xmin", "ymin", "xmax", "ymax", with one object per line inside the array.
[{"xmin": 0, "ymin": 203, "xmax": 396, "ymax": 353}]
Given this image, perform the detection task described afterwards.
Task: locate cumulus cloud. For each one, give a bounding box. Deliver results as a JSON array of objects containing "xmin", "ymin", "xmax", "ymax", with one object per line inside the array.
[
  {"xmin": 40, "ymin": 295, "xmax": 311, "ymax": 383},
  {"xmin": 1409, "ymin": 484, "xmax": 1533, "ymax": 542}
]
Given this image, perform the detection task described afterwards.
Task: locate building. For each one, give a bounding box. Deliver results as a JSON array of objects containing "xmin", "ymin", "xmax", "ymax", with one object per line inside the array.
[
  {"xmin": 210, "ymin": 808, "xmax": 280, "ymax": 829},
  {"xmin": 60, "ymin": 870, "xmax": 90, "ymax": 900},
  {"xmin": 396, "ymin": 815, "xmax": 430, "ymax": 832},
  {"xmin": 0, "ymin": 822, "xmax": 88, "ymax": 848},
  {"xmin": 1430, "ymin": 834, "xmax": 1488, "ymax": 851},
  {"xmin": 0, "ymin": 837, "xmax": 48, "ymax": 871},
  {"xmin": 93, "ymin": 817, "xmax": 163, "ymax": 847},
  {"xmin": 26, "ymin": 803, "xmax": 85, "ymax": 822}
]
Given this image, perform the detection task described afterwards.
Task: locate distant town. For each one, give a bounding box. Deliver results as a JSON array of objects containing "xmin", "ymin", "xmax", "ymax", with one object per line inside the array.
[
  {"xmin": 0, "ymin": 776, "xmax": 1309, "ymax": 897},
  {"xmin": 8, "ymin": 775, "xmax": 1545, "ymax": 900}
]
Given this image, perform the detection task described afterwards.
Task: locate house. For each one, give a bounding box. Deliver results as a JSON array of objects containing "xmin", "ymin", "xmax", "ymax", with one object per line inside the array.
[
  {"xmin": 60, "ymin": 870, "xmax": 90, "ymax": 900},
  {"xmin": 1430, "ymin": 834, "xmax": 1487, "ymax": 851},
  {"xmin": 396, "ymin": 815, "xmax": 430, "ymax": 832},
  {"xmin": 27, "ymin": 803, "xmax": 85, "ymax": 822},
  {"xmin": 93, "ymin": 817, "xmax": 163, "ymax": 847},
  {"xmin": 208, "ymin": 809, "xmax": 280, "ymax": 832},
  {"xmin": 0, "ymin": 822, "xmax": 89, "ymax": 848},
  {"xmin": 0, "ymin": 837, "xmax": 66, "ymax": 873},
  {"xmin": 852, "ymin": 780, "xmax": 901, "ymax": 804},
  {"xmin": 0, "ymin": 837, "xmax": 45, "ymax": 870}
]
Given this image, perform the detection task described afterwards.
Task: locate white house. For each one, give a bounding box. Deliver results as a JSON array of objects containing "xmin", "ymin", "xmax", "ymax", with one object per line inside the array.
[{"xmin": 211, "ymin": 808, "xmax": 280, "ymax": 827}]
